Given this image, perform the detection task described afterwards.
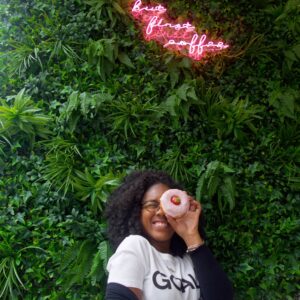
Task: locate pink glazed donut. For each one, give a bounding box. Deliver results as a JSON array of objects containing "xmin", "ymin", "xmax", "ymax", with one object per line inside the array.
[{"xmin": 160, "ymin": 189, "xmax": 189, "ymax": 218}]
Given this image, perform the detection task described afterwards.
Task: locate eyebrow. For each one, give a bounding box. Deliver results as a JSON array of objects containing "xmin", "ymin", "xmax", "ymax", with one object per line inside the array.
[{"xmin": 143, "ymin": 200, "xmax": 160, "ymax": 204}]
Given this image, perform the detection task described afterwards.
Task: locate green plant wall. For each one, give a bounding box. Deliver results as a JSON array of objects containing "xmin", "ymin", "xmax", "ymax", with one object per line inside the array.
[{"xmin": 0, "ymin": 0, "xmax": 299, "ymax": 299}]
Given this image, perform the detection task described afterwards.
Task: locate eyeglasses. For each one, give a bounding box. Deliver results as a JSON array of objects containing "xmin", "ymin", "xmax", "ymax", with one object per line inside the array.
[{"xmin": 142, "ymin": 200, "xmax": 161, "ymax": 212}]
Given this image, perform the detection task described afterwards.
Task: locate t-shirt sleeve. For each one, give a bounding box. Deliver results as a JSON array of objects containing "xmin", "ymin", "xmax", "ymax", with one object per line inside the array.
[{"xmin": 107, "ymin": 235, "xmax": 148, "ymax": 289}]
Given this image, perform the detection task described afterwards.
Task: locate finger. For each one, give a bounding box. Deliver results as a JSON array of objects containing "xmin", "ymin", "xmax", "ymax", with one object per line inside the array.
[
  {"xmin": 190, "ymin": 202, "xmax": 197, "ymax": 211},
  {"xmin": 189, "ymin": 199, "xmax": 200, "ymax": 209},
  {"xmin": 165, "ymin": 215, "xmax": 177, "ymax": 227},
  {"xmin": 190, "ymin": 200, "xmax": 201, "ymax": 216},
  {"xmin": 188, "ymin": 195, "xmax": 194, "ymax": 203}
]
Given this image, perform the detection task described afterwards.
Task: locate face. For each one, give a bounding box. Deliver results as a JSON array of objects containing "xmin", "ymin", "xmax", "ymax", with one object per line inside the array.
[{"xmin": 140, "ymin": 183, "xmax": 175, "ymax": 253}]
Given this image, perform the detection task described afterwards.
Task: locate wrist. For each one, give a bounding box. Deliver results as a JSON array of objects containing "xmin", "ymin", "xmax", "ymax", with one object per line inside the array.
[
  {"xmin": 183, "ymin": 232, "xmax": 204, "ymax": 248},
  {"xmin": 186, "ymin": 241, "xmax": 205, "ymax": 253}
]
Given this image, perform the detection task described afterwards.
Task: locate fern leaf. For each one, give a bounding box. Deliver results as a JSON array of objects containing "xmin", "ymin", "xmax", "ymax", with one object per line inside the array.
[{"xmin": 59, "ymin": 242, "xmax": 80, "ymax": 271}]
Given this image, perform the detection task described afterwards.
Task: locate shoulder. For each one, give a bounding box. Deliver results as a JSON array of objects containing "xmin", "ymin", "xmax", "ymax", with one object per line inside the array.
[
  {"xmin": 121, "ymin": 234, "xmax": 149, "ymax": 244},
  {"xmin": 116, "ymin": 235, "xmax": 151, "ymax": 253},
  {"xmin": 107, "ymin": 235, "xmax": 150, "ymax": 285}
]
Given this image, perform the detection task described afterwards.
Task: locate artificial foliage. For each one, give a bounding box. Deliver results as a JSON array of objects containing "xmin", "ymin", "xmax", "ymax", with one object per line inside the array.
[{"xmin": 0, "ymin": 0, "xmax": 299, "ymax": 299}]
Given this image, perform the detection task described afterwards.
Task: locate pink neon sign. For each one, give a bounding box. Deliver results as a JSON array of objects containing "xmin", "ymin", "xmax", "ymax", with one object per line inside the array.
[{"xmin": 131, "ymin": 0, "xmax": 229, "ymax": 60}]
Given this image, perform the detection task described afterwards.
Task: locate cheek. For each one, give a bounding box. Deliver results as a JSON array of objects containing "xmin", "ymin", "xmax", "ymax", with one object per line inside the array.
[{"xmin": 140, "ymin": 211, "xmax": 150, "ymax": 229}]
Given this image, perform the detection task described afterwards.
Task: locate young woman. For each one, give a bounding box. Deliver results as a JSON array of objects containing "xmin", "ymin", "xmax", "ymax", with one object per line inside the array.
[{"xmin": 105, "ymin": 170, "xmax": 233, "ymax": 300}]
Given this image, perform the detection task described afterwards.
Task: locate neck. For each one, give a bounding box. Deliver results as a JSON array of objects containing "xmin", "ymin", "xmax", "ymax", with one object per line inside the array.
[{"xmin": 148, "ymin": 238, "xmax": 171, "ymax": 254}]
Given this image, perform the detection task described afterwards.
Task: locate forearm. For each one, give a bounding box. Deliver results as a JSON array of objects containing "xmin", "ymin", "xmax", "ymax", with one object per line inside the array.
[{"xmin": 189, "ymin": 245, "xmax": 234, "ymax": 300}]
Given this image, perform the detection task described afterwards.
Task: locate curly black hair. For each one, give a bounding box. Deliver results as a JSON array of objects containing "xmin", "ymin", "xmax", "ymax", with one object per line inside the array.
[{"xmin": 105, "ymin": 170, "xmax": 205, "ymax": 257}]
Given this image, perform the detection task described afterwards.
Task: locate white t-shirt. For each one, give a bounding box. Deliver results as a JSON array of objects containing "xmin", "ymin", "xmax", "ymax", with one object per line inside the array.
[{"xmin": 107, "ymin": 235, "xmax": 201, "ymax": 300}]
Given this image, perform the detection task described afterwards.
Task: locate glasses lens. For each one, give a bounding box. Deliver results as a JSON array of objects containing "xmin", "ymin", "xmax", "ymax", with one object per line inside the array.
[{"xmin": 143, "ymin": 201, "xmax": 160, "ymax": 212}]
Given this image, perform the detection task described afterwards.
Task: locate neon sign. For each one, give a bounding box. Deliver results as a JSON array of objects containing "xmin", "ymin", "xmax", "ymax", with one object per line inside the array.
[{"xmin": 131, "ymin": 0, "xmax": 229, "ymax": 60}]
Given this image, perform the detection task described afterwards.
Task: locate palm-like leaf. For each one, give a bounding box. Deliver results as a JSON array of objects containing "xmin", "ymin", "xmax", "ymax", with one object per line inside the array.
[
  {"xmin": 159, "ymin": 147, "xmax": 190, "ymax": 182},
  {"xmin": 160, "ymin": 82, "xmax": 201, "ymax": 123},
  {"xmin": 48, "ymin": 40, "xmax": 82, "ymax": 62},
  {"xmin": 0, "ymin": 231, "xmax": 45, "ymax": 299},
  {"xmin": 42, "ymin": 138, "xmax": 82, "ymax": 195},
  {"xmin": 60, "ymin": 239, "xmax": 113, "ymax": 291},
  {"xmin": 0, "ymin": 257, "xmax": 24, "ymax": 299},
  {"xmin": 196, "ymin": 161, "xmax": 236, "ymax": 216},
  {"xmin": 85, "ymin": 0, "xmax": 127, "ymax": 25},
  {"xmin": 59, "ymin": 240, "xmax": 95, "ymax": 290},
  {"xmin": 3, "ymin": 40, "xmax": 43, "ymax": 75},
  {"xmin": 0, "ymin": 89, "xmax": 51, "ymax": 144},
  {"xmin": 74, "ymin": 169, "xmax": 120, "ymax": 213},
  {"xmin": 59, "ymin": 239, "xmax": 112, "ymax": 290},
  {"xmin": 88, "ymin": 241, "xmax": 112, "ymax": 285},
  {"xmin": 59, "ymin": 90, "xmax": 113, "ymax": 133},
  {"xmin": 85, "ymin": 37, "xmax": 134, "ymax": 80},
  {"xmin": 108, "ymin": 97, "xmax": 161, "ymax": 139},
  {"xmin": 208, "ymin": 96, "xmax": 263, "ymax": 140}
]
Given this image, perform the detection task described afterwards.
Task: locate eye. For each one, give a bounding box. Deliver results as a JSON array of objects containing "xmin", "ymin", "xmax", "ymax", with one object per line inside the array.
[{"xmin": 143, "ymin": 201, "xmax": 160, "ymax": 209}]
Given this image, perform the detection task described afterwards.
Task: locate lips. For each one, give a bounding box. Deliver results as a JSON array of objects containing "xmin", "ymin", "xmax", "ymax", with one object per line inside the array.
[{"xmin": 152, "ymin": 219, "xmax": 169, "ymax": 229}]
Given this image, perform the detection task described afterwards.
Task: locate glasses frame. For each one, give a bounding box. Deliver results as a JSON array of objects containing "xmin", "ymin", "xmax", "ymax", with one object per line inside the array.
[{"xmin": 142, "ymin": 200, "xmax": 161, "ymax": 213}]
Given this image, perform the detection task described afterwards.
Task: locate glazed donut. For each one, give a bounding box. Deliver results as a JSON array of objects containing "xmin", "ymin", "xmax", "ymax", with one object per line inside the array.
[{"xmin": 160, "ymin": 189, "xmax": 189, "ymax": 218}]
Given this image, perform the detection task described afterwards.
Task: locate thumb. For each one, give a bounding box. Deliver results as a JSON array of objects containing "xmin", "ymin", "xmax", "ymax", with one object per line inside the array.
[{"xmin": 165, "ymin": 215, "xmax": 177, "ymax": 228}]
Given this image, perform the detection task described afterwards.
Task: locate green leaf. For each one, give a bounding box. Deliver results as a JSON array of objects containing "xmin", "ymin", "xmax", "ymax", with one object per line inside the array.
[{"xmin": 118, "ymin": 52, "xmax": 135, "ymax": 69}]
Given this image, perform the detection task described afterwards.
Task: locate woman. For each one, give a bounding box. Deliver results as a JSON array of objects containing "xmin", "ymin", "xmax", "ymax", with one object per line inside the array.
[{"xmin": 105, "ymin": 170, "xmax": 233, "ymax": 300}]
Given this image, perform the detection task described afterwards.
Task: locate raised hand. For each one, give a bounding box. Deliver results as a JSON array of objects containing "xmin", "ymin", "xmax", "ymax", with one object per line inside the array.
[{"xmin": 165, "ymin": 197, "xmax": 204, "ymax": 248}]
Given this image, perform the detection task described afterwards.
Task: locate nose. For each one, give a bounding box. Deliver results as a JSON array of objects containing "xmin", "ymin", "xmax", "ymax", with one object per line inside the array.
[{"xmin": 155, "ymin": 204, "xmax": 165, "ymax": 216}]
